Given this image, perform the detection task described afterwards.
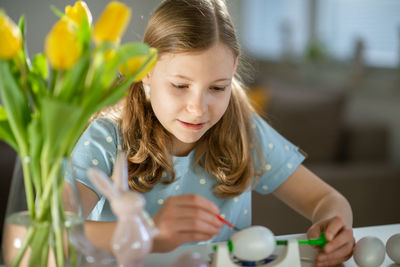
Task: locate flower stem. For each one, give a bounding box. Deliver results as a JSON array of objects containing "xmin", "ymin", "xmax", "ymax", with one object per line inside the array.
[
  {"xmin": 11, "ymin": 225, "xmax": 35, "ymax": 267},
  {"xmin": 52, "ymin": 176, "xmax": 65, "ymax": 267},
  {"xmin": 21, "ymin": 154, "xmax": 35, "ymax": 218},
  {"xmin": 37, "ymin": 158, "xmax": 62, "ymax": 220},
  {"xmin": 48, "ymin": 68, "xmax": 58, "ymax": 94}
]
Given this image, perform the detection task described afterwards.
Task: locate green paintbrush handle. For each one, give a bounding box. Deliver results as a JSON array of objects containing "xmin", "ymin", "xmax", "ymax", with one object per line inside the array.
[
  {"xmin": 299, "ymin": 232, "xmax": 327, "ymax": 248},
  {"xmin": 276, "ymin": 232, "xmax": 328, "ymax": 249}
]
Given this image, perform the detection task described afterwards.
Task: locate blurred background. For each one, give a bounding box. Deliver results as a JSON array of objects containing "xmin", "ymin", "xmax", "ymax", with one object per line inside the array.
[{"xmin": 1, "ymin": 0, "xmax": 399, "ymax": 238}]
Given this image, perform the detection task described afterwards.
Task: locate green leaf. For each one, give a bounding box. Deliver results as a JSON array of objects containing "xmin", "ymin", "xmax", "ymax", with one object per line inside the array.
[
  {"xmin": 18, "ymin": 15, "xmax": 25, "ymax": 39},
  {"xmin": 28, "ymin": 114, "xmax": 44, "ymax": 194},
  {"xmin": 28, "ymin": 72, "xmax": 48, "ymax": 102},
  {"xmin": 0, "ymin": 120, "xmax": 16, "ymax": 149},
  {"xmin": 50, "ymin": 5, "xmax": 65, "ymax": 19},
  {"xmin": 32, "ymin": 53, "xmax": 48, "ymax": 80},
  {"xmin": 25, "ymin": 54, "xmax": 48, "ymax": 109},
  {"xmin": 56, "ymin": 52, "xmax": 90, "ymax": 102},
  {"xmin": 0, "ymin": 60, "xmax": 31, "ymax": 153},
  {"xmin": 0, "ymin": 105, "xmax": 7, "ymax": 120},
  {"xmin": 82, "ymin": 54, "xmax": 116, "ymax": 102},
  {"xmin": 80, "ymin": 74, "xmax": 133, "ymax": 127},
  {"xmin": 80, "ymin": 42, "xmax": 151, "ymax": 107},
  {"xmin": 27, "ymin": 115, "xmax": 42, "ymax": 161},
  {"xmin": 77, "ymin": 16, "xmax": 91, "ymax": 50},
  {"xmin": 18, "ymin": 15, "xmax": 32, "ymax": 70},
  {"xmin": 117, "ymin": 42, "xmax": 150, "ymax": 64},
  {"xmin": 0, "ymin": 106, "xmax": 18, "ymax": 151},
  {"xmin": 40, "ymin": 97, "xmax": 83, "ymax": 160}
]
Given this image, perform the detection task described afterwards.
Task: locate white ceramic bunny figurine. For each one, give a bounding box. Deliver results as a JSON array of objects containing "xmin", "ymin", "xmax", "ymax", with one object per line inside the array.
[{"xmin": 87, "ymin": 152, "xmax": 158, "ymax": 267}]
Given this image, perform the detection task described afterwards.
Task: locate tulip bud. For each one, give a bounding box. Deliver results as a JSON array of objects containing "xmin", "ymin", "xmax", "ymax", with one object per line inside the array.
[
  {"xmin": 65, "ymin": 1, "xmax": 92, "ymax": 26},
  {"xmin": 0, "ymin": 12, "xmax": 22, "ymax": 59},
  {"xmin": 119, "ymin": 48, "xmax": 158, "ymax": 82},
  {"xmin": 45, "ymin": 19, "xmax": 82, "ymax": 69},
  {"xmin": 93, "ymin": 1, "xmax": 131, "ymax": 45}
]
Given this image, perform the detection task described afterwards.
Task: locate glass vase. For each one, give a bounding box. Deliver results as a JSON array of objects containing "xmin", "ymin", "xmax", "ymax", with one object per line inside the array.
[{"xmin": 2, "ymin": 157, "xmax": 85, "ymax": 267}]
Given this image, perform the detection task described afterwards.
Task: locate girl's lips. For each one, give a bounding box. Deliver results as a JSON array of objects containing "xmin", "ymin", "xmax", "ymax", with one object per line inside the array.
[{"xmin": 178, "ymin": 120, "xmax": 205, "ymax": 130}]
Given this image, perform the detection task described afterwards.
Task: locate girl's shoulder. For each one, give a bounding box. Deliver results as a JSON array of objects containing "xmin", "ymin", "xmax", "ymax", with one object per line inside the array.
[
  {"xmin": 250, "ymin": 113, "xmax": 278, "ymax": 138},
  {"xmin": 89, "ymin": 117, "xmax": 118, "ymax": 132},
  {"xmin": 85, "ymin": 117, "xmax": 122, "ymax": 144},
  {"xmin": 70, "ymin": 117, "xmax": 123, "ymax": 196},
  {"xmin": 250, "ymin": 113, "xmax": 307, "ymax": 194},
  {"xmin": 250, "ymin": 112, "xmax": 303, "ymax": 155}
]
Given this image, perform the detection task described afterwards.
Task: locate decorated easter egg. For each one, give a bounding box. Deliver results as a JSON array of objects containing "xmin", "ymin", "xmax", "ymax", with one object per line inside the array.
[
  {"xmin": 353, "ymin": 236, "xmax": 385, "ymax": 267},
  {"xmin": 230, "ymin": 226, "xmax": 276, "ymax": 261},
  {"xmin": 386, "ymin": 233, "xmax": 400, "ymax": 264}
]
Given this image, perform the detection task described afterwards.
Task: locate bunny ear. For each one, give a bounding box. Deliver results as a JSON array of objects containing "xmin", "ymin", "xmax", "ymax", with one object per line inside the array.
[
  {"xmin": 87, "ymin": 168, "xmax": 120, "ymax": 200},
  {"xmin": 113, "ymin": 152, "xmax": 129, "ymax": 192}
]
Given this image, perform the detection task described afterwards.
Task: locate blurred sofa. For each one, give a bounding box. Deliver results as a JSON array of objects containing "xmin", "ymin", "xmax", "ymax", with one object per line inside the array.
[{"xmin": 250, "ymin": 80, "xmax": 400, "ymax": 235}]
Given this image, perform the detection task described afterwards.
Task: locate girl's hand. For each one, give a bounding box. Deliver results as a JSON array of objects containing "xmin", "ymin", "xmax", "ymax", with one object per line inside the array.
[
  {"xmin": 151, "ymin": 194, "xmax": 223, "ymax": 252},
  {"xmin": 307, "ymin": 216, "xmax": 355, "ymax": 267}
]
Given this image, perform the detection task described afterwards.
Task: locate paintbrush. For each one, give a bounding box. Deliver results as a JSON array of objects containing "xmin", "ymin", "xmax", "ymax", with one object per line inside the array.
[
  {"xmin": 216, "ymin": 214, "xmax": 241, "ymax": 231},
  {"xmin": 276, "ymin": 232, "xmax": 328, "ymax": 249}
]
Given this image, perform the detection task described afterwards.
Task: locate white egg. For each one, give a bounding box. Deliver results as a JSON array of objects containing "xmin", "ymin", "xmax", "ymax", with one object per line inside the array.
[
  {"xmin": 353, "ymin": 236, "xmax": 385, "ymax": 267},
  {"xmin": 386, "ymin": 233, "xmax": 400, "ymax": 264},
  {"xmin": 230, "ymin": 226, "xmax": 276, "ymax": 261}
]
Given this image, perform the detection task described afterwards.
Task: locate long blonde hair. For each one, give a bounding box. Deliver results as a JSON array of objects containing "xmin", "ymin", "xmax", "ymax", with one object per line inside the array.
[{"xmin": 121, "ymin": 0, "xmax": 259, "ymax": 198}]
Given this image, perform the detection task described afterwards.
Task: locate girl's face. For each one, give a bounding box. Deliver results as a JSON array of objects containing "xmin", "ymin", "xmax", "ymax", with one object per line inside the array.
[{"xmin": 143, "ymin": 42, "xmax": 237, "ymax": 156}]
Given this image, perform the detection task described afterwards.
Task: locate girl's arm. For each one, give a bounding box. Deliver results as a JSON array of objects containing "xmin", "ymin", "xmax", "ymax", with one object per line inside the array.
[
  {"xmin": 78, "ymin": 182, "xmax": 223, "ymax": 254},
  {"xmin": 76, "ymin": 182, "xmax": 117, "ymax": 254},
  {"xmin": 272, "ymin": 164, "xmax": 355, "ymax": 267},
  {"xmin": 272, "ymin": 164, "xmax": 352, "ymax": 226}
]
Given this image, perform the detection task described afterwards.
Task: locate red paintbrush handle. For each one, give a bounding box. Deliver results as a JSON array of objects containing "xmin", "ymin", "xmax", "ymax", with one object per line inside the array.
[{"xmin": 216, "ymin": 214, "xmax": 235, "ymax": 229}]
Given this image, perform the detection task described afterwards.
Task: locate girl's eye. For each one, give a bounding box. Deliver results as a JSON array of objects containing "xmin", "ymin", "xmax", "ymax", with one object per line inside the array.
[
  {"xmin": 210, "ymin": 86, "xmax": 226, "ymax": 91},
  {"xmin": 172, "ymin": 83, "xmax": 188, "ymax": 89}
]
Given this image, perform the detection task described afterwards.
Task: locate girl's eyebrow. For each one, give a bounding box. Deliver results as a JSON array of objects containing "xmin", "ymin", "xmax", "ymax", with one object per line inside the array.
[
  {"xmin": 170, "ymin": 74, "xmax": 231, "ymax": 83},
  {"xmin": 169, "ymin": 74, "xmax": 192, "ymax": 81}
]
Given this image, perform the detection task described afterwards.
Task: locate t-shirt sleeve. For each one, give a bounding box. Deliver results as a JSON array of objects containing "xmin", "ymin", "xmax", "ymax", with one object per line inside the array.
[
  {"xmin": 251, "ymin": 114, "xmax": 306, "ymax": 194},
  {"xmin": 66, "ymin": 118, "xmax": 121, "ymax": 198}
]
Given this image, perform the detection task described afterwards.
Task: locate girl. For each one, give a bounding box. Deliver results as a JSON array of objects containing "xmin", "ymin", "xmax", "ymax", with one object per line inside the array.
[{"xmin": 71, "ymin": 0, "xmax": 355, "ymax": 266}]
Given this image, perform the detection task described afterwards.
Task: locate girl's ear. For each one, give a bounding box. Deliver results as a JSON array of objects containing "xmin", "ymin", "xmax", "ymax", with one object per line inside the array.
[
  {"xmin": 232, "ymin": 57, "xmax": 239, "ymax": 76},
  {"xmin": 142, "ymin": 72, "xmax": 151, "ymax": 87}
]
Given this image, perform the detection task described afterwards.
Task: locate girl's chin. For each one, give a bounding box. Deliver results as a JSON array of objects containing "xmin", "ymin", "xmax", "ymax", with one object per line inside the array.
[
  {"xmin": 173, "ymin": 133, "xmax": 203, "ymax": 146},
  {"xmin": 176, "ymin": 136, "xmax": 202, "ymax": 145}
]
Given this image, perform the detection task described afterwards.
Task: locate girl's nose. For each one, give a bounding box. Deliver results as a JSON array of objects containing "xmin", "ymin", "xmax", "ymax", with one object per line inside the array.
[{"xmin": 186, "ymin": 91, "xmax": 208, "ymax": 116}]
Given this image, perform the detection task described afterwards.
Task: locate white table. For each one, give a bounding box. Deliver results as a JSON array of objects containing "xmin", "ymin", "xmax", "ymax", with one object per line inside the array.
[{"xmin": 144, "ymin": 223, "xmax": 400, "ymax": 267}]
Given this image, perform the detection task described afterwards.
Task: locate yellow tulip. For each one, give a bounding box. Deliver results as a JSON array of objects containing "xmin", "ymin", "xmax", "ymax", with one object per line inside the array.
[
  {"xmin": 45, "ymin": 19, "xmax": 82, "ymax": 69},
  {"xmin": 65, "ymin": 1, "xmax": 92, "ymax": 26},
  {"xmin": 119, "ymin": 48, "xmax": 158, "ymax": 82},
  {"xmin": 93, "ymin": 1, "xmax": 131, "ymax": 45},
  {"xmin": 0, "ymin": 12, "xmax": 22, "ymax": 59}
]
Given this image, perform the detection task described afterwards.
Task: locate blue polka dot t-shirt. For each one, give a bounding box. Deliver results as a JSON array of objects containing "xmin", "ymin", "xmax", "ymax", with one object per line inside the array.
[{"xmin": 67, "ymin": 114, "xmax": 305, "ymax": 243}]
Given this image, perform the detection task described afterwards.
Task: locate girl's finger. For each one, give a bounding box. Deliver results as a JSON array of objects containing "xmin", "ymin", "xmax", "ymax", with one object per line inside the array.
[
  {"xmin": 172, "ymin": 217, "xmax": 221, "ymax": 235},
  {"xmin": 316, "ymin": 241, "xmax": 354, "ymax": 266},
  {"xmin": 324, "ymin": 216, "xmax": 345, "ymax": 241},
  {"xmin": 307, "ymin": 224, "xmax": 322, "ymax": 239},
  {"xmin": 173, "ymin": 206, "xmax": 223, "ymax": 228},
  {"xmin": 323, "ymin": 228, "xmax": 354, "ymax": 253}
]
